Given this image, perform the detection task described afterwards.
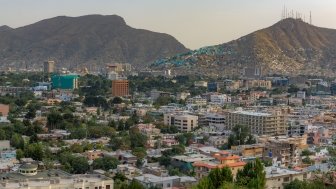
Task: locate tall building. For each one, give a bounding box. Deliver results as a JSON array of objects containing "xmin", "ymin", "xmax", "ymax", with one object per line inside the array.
[
  {"xmin": 225, "ymin": 110, "xmax": 287, "ymax": 136},
  {"xmin": 43, "ymin": 60, "xmax": 55, "ymax": 73},
  {"xmin": 112, "ymin": 80, "xmax": 129, "ymax": 97}
]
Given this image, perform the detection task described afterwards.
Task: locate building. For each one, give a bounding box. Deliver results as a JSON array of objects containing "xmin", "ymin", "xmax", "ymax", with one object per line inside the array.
[
  {"xmin": 210, "ymin": 94, "xmax": 231, "ymax": 105},
  {"xmin": 134, "ymin": 174, "xmax": 196, "ymax": 189},
  {"xmin": 0, "ymin": 104, "xmax": 9, "ymax": 117},
  {"xmin": 112, "ymin": 80, "xmax": 129, "ymax": 97},
  {"xmin": 231, "ymin": 144, "xmax": 264, "ymax": 159},
  {"xmin": 265, "ymin": 166, "xmax": 310, "ymax": 189},
  {"xmin": 51, "ymin": 75, "xmax": 79, "ymax": 90},
  {"xmin": 244, "ymin": 79, "xmax": 272, "ymax": 90},
  {"xmin": 194, "ymin": 81, "xmax": 208, "ymax": 87},
  {"xmin": 0, "ymin": 164, "xmax": 113, "ymax": 189},
  {"xmin": 176, "ymin": 92, "xmax": 190, "ymax": 101},
  {"xmin": 206, "ymin": 113, "xmax": 225, "ymax": 130},
  {"xmin": 225, "ymin": 110, "xmax": 287, "ymax": 136},
  {"xmin": 86, "ymin": 150, "xmax": 103, "ymax": 160},
  {"xmin": 137, "ymin": 124, "xmax": 161, "ymax": 148},
  {"xmin": 150, "ymin": 90, "xmax": 171, "ymax": 101},
  {"xmin": 259, "ymin": 135, "xmax": 308, "ymax": 167},
  {"xmin": 164, "ymin": 113, "xmax": 198, "ymax": 132},
  {"xmin": 193, "ymin": 153, "xmax": 246, "ymax": 180},
  {"xmin": 43, "ymin": 60, "xmax": 55, "ymax": 73},
  {"xmin": 186, "ymin": 96, "xmax": 207, "ymax": 106}
]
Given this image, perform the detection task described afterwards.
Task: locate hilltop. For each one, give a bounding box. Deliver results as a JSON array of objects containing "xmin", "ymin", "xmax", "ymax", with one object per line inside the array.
[
  {"xmin": 0, "ymin": 15, "xmax": 188, "ymax": 69},
  {"xmin": 153, "ymin": 18, "xmax": 336, "ymax": 77}
]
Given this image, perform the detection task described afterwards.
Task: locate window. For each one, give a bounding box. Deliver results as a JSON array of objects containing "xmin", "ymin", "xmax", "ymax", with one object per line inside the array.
[{"xmin": 284, "ymin": 177, "xmax": 290, "ymax": 182}]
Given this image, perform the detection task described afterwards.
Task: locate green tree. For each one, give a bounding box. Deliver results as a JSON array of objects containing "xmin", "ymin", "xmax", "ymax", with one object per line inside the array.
[
  {"xmin": 207, "ymin": 167, "xmax": 233, "ymax": 188},
  {"xmin": 227, "ymin": 125, "xmax": 255, "ymax": 149},
  {"xmin": 193, "ymin": 177, "xmax": 216, "ymax": 189},
  {"xmin": 132, "ymin": 147, "xmax": 147, "ymax": 159},
  {"xmin": 16, "ymin": 149, "xmax": 24, "ymax": 160},
  {"xmin": 24, "ymin": 143, "xmax": 44, "ymax": 161},
  {"xmin": 128, "ymin": 180, "xmax": 145, "ymax": 189},
  {"xmin": 129, "ymin": 127, "xmax": 147, "ymax": 148},
  {"xmin": 235, "ymin": 158, "xmax": 265, "ymax": 189},
  {"xmin": 10, "ymin": 133, "xmax": 25, "ymax": 149},
  {"xmin": 92, "ymin": 157, "xmax": 120, "ymax": 171}
]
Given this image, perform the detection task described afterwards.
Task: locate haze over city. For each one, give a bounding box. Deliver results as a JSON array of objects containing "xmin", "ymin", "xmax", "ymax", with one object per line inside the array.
[{"xmin": 1, "ymin": 0, "xmax": 336, "ymax": 49}]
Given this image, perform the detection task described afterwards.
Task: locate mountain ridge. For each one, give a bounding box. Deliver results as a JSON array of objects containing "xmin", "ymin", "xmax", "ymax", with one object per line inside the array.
[
  {"xmin": 153, "ymin": 18, "xmax": 336, "ymax": 77},
  {"xmin": 0, "ymin": 14, "xmax": 188, "ymax": 69}
]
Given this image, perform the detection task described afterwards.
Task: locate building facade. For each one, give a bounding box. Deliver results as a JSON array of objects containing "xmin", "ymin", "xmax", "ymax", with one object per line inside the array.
[
  {"xmin": 225, "ymin": 110, "xmax": 287, "ymax": 136},
  {"xmin": 43, "ymin": 60, "xmax": 55, "ymax": 73},
  {"xmin": 164, "ymin": 114, "xmax": 198, "ymax": 132},
  {"xmin": 112, "ymin": 80, "xmax": 129, "ymax": 97}
]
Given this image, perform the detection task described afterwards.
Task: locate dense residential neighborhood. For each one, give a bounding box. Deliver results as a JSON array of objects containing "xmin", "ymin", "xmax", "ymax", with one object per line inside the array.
[{"xmin": 0, "ymin": 62, "xmax": 335, "ymax": 189}]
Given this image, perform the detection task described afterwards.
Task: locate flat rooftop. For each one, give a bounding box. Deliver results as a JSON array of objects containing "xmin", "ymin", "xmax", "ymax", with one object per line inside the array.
[
  {"xmin": 232, "ymin": 111, "xmax": 272, "ymax": 117},
  {"xmin": 265, "ymin": 167, "xmax": 303, "ymax": 178}
]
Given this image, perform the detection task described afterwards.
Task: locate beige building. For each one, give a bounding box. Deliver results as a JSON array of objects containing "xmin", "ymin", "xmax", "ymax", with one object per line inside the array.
[
  {"xmin": 225, "ymin": 110, "xmax": 287, "ymax": 136},
  {"xmin": 164, "ymin": 113, "xmax": 198, "ymax": 132},
  {"xmin": 43, "ymin": 60, "xmax": 55, "ymax": 73},
  {"xmin": 265, "ymin": 166, "xmax": 310, "ymax": 189},
  {"xmin": 0, "ymin": 164, "xmax": 113, "ymax": 189},
  {"xmin": 259, "ymin": 135, "xmax": 308, "ymax": 167},
  {"xmin": 244, "ymin": 79, "xmax": 272, "ymax": 90}
]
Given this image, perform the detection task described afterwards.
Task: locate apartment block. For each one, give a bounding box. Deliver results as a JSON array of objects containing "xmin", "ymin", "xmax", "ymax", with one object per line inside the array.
[
  {"xmin": 112, "ymin": 80, "xmax": 129, "ymax": 97},
  {"xmin": 225, "ymin": 110, "xmax": 287, "ymax": 136},
  {"xmin": 164, "ymin": 113, "xmax": 198, "ymax": 132}
]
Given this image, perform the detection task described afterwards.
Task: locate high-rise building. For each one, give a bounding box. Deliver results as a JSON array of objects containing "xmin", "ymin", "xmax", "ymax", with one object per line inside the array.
[
  {"xmin": 43, "ymin": 60, "xmax": 55, "ymax": 73},
  {"xmin": 112, "ymin": 80, "xmax": 129, "ymax": 97}
]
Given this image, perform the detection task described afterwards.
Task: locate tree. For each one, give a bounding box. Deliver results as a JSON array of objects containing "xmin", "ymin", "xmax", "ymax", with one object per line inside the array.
[
  {"xmin": 111, "ymin": 97, "xmax": 123, "ymax": 104},
  {"xmin": 128, "ymin": 180, "xmax": 145, "ymax": 189},
  {"xmin": 193, "ymin": 177, "xmax": 216, "ymax": 189},
  {"xmin": 227, "ymin": 125, "xmax": 255, "ymax": 149},
  {"xmin": 129, "ymin": 127, "xmax": 147, "ymax": 148},
  {"xmin": 59, "ymin": 152, "xmax": 89, "ymax": 174},
  {"xmin": 132, "ymin": 147, "xmax": 147, "ymax": 159},
  {"xmin": 235, "ymin": 158, "xmax": 265, "ymax": 189},
  {"xmin": 16, "ymin": 149, "xmax": 24, "ymax": 160},
  {"xmin": 207, "ymin": 167, "xmax": 233, "ymax": 188},
  {"xmin": 171, "ymin": 145, "xmax": 185, "ymax": 155},
  {"xmin": 92, "ymin": 157, "xmax": 120, "ymax": 171},
  {"xmin": 10, "ymin": 133, "xmax": 24, "ymax": 149},
  {"xmin": 24, "ymin": 143, "xmax": 44, "ymax": 161},
  {"xmin": 70, "ymin": 143, "xmax": 84, "ymax": 153}
]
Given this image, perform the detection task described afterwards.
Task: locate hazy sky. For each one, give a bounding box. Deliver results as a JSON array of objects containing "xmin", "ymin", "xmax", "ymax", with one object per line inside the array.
[{"xmin": 1, "ymin": 0, "xmax": 336, "ymax": 49}]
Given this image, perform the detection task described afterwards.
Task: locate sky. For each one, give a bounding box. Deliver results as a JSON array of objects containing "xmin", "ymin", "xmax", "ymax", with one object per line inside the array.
[{"xmin": 1, "ymin": 0, "xmax": 336, "ymax": 49}]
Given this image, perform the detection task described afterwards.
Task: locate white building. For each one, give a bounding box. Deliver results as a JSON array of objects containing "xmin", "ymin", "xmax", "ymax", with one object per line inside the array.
[
  {"xmin": 210, "ymin": 94, "xmax": 231, "ymax": 105},
  {"xmin": 0, "ymin": 165, "xmax": 114, "ymax": 189},
  {"xmin": 206, "ymin": 113, "xmax": 225, "ymax": 130},
  {"xmin": 265, "ymin": 166, "xmax": 310, "ymax": 189},
  {"xmin": 186, "ymin": 96, "xmax": 207, "ymax": 106},
  {"xmin": 164, "ymin": 114, "xmax": 198, "ymax": 132}
]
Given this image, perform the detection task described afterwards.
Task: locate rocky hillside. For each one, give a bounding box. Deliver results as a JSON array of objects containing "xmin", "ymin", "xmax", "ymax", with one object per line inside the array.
[
  {"xmin": 0, "ymin": 15, "xmax": 188, "ymax": 69},
  {"xmin": 154, "ymin": 18, "xmax": 336, "ymax": 76}
]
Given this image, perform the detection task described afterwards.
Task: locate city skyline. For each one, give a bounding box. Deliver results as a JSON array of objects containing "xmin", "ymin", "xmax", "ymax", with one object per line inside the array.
[{"xmin": 1, "ymin": 0, "xmax": 336, "ymax": 49}]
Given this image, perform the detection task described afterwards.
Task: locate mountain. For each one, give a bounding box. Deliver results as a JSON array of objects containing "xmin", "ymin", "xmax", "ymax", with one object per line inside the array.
[
  {"xmin": 0, "ymin": 25, "xmax": 12, "ymax": 32},
  {"xmin": 0, "ymin": 15, "xmax": 188, "ymax": 69},
  {"xmin": 153, "ymin": 18, "xmax": 336, "ymax": 77}
]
